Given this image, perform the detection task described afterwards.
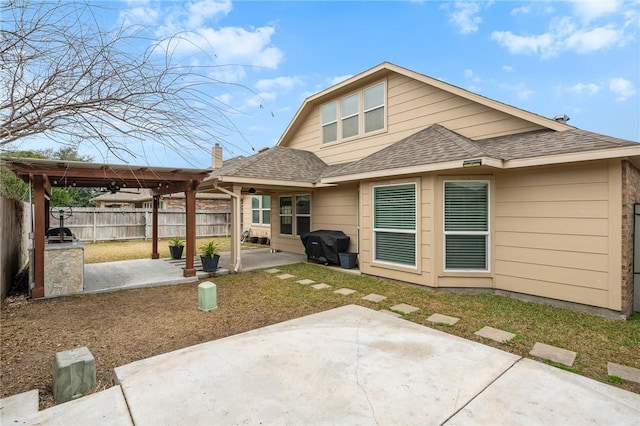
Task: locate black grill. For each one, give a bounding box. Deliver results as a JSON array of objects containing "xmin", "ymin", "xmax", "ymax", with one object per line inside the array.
[{"xmin": 300, "ymin": 230, "xmax": 350, "ymax": 265}]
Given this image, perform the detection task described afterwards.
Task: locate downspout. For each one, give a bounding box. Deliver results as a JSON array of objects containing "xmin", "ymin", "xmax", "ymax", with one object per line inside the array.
[{"xmin": 214, "ymin": 184, "xmax": 242, "ymax": 273}]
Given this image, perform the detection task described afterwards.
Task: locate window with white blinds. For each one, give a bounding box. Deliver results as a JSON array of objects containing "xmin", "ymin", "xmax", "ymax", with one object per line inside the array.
[
  {"xmin": 443, "ymin": 181, "xmax": 489, "ymax": 271},
  {"xmin": 373, "ymin": 183, "xmax": 416, "ymax": 267}
]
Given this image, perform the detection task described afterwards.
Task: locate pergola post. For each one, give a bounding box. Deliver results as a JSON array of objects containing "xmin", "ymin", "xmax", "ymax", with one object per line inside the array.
[
  {"xmin": 31, "ymin": 175, "xmax": 45, "ymax": 298},
  {"xmin": 151, "ymin": 195, "xmax": 160, "ymax": 259},
  {"xmin": 183, "ymin": 182, "xmax": 197, "ymax": 277}
]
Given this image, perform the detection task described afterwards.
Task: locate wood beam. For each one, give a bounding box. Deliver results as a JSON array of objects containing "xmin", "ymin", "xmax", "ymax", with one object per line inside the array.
[
  {"xmin": 32, "ymin": 175, "xmax": 45, "ymax": 298},
  {"xmin": 151, "ymin": 195, "xmax": 159, "ymax": 259},
  {"xmin": 183, "ymin": 182, "xmax": 196, "ymax": 277}
]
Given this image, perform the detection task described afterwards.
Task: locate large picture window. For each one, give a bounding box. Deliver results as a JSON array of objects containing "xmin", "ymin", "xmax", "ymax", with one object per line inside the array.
[
  {"xmin": 251, "ymin": 196, "xmax": 271, "ymax": 225},
  {"xmin": 443, "ymin": 181, "xmax": 489, "ymax": 271},
  {"xmin": 373, "ymin": 183, "xmax": 416, "ymax": 267},
  {"xmin": 320, "ymin": 81, "xmax": 385, "ymax": 144},
  {"xmin": 279, "ymin": 195, "xmax": 311, "ymax": 236}
]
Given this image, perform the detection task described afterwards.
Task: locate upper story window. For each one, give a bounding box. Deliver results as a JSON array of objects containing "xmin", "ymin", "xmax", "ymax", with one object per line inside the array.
[
  {"xmin": 321, "ymin": 81, "xmax": 385, "ymax": 144},
  {"xmin": 321, "ymin": 102, "xmax": 338, "ymax": 143}
]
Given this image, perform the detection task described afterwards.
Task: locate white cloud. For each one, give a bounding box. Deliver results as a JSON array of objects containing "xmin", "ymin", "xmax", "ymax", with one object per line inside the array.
[
  {"xmin": 491, "ymin": 14, "xmax": 627, "ymax": 59},
  {"xmin": 251, "ymin": 76, "xmax": 303, "ymax": 106},
  {"xmin": 518, "ymin": 89, "xmax": 534, "ymax": 100},
  {"xmin": 162, "ymin": 26, "xmax": 283, "ymax": 69},
  {"xmin": 490, "ymin": 31, "xmax": 555, "ymax": 56},
  {"xmin": 328, "ymin": 74, "xmax": 353, "ymax": 86},
  {"xmin": 464, "ymin": 68, "xmax": 481, "ymax": 82},
  {"xmin": 510, "ymin": 5, "xmax": 531, "ymax": 16},
  {"xmin": 185, "ymin": 0, "xmax": 233, "ymax": 29},
  {"xmin": 448, "ymin": 2, "xmax": 483, "ymax": 34},
  {"xmin": 564, "ymin": 26, "xmax": 625, "ymax": 53},
  {"xmin": 569, "ymin": 82, "xmax": 600, "ymax": 95},
  {"xmin": 570, "ymin": 0, "xmax": 622, "ymax": 23},
  {"xmin": 609, "ymin": 77, "xmax": 636, "ymax": 101},
  {"xmin": 120, "ymin": 6, "xmax": 160, "ymax": 26},
  {"xmin": 502, "ymin": 65, "xmax": 514, "ymax": 72},
  {"xmin": 255, "ymin": 76, "xmax": 303, "ymax": 92}
]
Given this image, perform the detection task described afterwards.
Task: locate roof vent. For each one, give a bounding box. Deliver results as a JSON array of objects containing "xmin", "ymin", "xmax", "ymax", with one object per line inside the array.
[
  {"xmin": 553, "ymin": 114, "xmax": 570, "ymax": 124},
  {"xmin": 258, "ymin": 146, "xmax": 270, "ymax": 153}
]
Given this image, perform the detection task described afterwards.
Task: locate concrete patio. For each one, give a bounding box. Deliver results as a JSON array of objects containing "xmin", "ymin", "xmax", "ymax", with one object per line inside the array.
[
  {"xmin": 6, "ymin": 305, "xmax": 639, "ymax": 425},
  {"xmin": 83, "ymin": 248, "xmax": 307, "ymax": 293}
]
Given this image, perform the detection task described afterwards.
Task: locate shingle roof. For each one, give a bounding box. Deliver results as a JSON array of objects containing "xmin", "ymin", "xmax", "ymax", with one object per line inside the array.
[
  {"xmin": 207, "ymin": 125, "xmax": 639, "ymax": 184},
  {"xmin": 323, "ymin": 124, "xmax": 486, "ymax": 178},
  {"xmin": 478, "ymin": 128, "xmax": 638, "ymax": 160},
  {"xmin": 207, "ymin": 146, "xmax": 327, "ymax": 183}
]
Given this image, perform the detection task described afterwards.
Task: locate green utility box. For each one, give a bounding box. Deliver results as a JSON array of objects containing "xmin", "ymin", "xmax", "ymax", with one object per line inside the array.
[
  {"xmin": 198, "ymin": 281, "xmax": 218, "ymax": 311},
  {"xmin": 53, "ymin": 346, "xmax": 96, "ymax": 404}
]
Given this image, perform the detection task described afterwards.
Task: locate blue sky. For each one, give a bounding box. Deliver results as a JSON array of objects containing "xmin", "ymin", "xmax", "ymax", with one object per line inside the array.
[{"xmin": 14, "ymin": 0, "xmax": 640, "ymax": 168}]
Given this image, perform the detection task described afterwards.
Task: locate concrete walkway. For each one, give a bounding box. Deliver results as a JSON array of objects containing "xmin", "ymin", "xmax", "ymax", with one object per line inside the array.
[{"xmin": 8, "ymin": 305, "xmax": 639, "ymax": 425}]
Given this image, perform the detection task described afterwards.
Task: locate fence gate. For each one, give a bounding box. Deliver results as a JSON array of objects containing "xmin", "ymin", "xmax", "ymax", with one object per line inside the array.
[{"xmin": 634, "ymin": 204, "xmax": 640, "ymax": 312}]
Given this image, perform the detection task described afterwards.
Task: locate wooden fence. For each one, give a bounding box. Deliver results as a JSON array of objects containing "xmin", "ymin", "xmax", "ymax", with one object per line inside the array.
[
  {"xmin": 1, "ymin": 197, "xmax": 30, "ymax": 298},
  {"xmin": 61, "ymin": 208, "xmax": 231, "ymax": 242}
]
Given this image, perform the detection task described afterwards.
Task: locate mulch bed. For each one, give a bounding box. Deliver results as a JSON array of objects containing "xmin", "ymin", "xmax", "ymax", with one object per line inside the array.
[{"xmin": 1, "ymin": 273, "xmax": 341, "ymax": 409}]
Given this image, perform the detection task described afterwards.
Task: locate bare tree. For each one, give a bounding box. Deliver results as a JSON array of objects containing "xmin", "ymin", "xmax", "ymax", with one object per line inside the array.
[{"xmin": 1, "ymin": 0, "xmax": 262, "ymax": 161}]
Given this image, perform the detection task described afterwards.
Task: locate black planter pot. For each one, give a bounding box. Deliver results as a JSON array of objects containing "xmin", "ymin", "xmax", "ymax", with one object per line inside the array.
[
  {"xmin": 258, "ymin": 237, "xmax": 268, "ymax": 245},
  {"xmin": 169, "ymin": 246, "xmax": 184, "ymax": 260},
  {"xmin": 200, "ymin": 254, "xmax": 221, "ymax": 272}
]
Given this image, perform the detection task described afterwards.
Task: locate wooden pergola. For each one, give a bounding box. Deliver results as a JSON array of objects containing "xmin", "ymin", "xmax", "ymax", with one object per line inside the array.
[{"xmin": 1, "ymin": 157, "xmax": 210, "ymax": 298}]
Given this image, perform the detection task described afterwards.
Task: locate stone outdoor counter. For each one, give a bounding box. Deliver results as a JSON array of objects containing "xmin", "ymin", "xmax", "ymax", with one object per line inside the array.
[{"xmin": 43, "ymin": 240, "xmax": 84, "ymax": 297}]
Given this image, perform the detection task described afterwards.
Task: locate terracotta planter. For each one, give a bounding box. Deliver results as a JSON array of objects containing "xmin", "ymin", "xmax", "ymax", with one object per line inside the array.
[
  {"xmin": 200, "ymin": 254, "xmax": 221, "ymax": 272},
  {"xmin": 169, "ymin": 246, "xmax": 184, "ymax": 260}
]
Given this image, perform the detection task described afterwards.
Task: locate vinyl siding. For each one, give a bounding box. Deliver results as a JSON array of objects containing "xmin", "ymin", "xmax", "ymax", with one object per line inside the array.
[
  {"xmin": 493, "ymin": 160, "xmax": 621, "ymax": 310},
  {"xmin": 241, "ymin": 195, "xmax": 270, "ymax": 238},
  {"xmin": 285, "ymin": 73, "xmax": 545, "ymax": 165},
  {"xmin": 269, "ymin": 185, "xmax": 359, "ymax": 255}
]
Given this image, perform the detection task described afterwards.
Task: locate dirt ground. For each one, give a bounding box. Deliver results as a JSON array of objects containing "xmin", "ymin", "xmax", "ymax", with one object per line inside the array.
[{"xmin": 0, "ymin": 272, "xmax": 342, "ymax": 409}]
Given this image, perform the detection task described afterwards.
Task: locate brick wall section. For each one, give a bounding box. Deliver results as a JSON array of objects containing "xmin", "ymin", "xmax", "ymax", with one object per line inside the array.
[
  {"xmin": 621, "ymin": 160, "xmax": 640, "ymax": 317},
  {"xmin": 164, "ymin": 198, "xmax": 231, "ymax": 212}
]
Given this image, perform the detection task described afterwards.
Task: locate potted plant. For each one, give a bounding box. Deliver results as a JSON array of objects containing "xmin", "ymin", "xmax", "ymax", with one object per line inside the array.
[
  {"xmin": 199, "ymin": 240, "xmax": 220, "ymax": 272},
  {"xmin": 168, "ymin": 237, "xmax": 184, "ymax": 259}
]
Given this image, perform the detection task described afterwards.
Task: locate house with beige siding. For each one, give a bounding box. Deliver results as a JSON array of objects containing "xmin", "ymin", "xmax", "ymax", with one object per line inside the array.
[{"xmin": 199, "ymin": 62, "xmax": 640, "ymax": 317}]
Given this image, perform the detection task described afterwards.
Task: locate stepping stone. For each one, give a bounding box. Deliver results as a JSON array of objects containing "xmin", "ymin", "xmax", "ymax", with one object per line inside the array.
[
  {"xmin": 378, "ymin": 309, "xmax": 402, "ymax": 318},
  {"xmin": 311, "ymin": 283, "xmax": 332, "ymax": 290},
  {"xmin": 608, "ymin": 362, "xmax": 640, "ymax": 384},
  {"xmin": 530, "ymin": 342, "xmax": 576, "ymax": 367},
  {"xmin": 334, "ymin": 288, "xmax": 357, "ymax": 295},
  {"xmin": 390, "ymin": 303, "xmax": 420, "ymax": 315},
  {"xmin": 264, "ymin": 268, "xmax": 280, "ymax": 274},
  {"xmin": 275, "ymin": 274, "xmax": 295, "ymax": 280},
  {"xmin": 427, "ymin": 313, "xmax": 459, "ymax": 326},
  {"xmin": 362, "ymin": 293, "xmax": 387, "ymax": 303},
  {"xmin": 475, "ymin": 326, "xmax": 515, "ymax": 343},
  {"xmin": 296, "ymin": 279, "xmax": 315, "ymax": 285}
]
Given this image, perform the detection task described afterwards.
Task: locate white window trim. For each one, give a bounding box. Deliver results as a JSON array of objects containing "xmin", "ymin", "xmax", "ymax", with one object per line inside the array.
[
  {"xmin": 320, "ymin": 80, "xmax": 386, "ymax": 145},
  {"xmin": 442, "ymin": 180, "xmax": 490, "ymax": 273},
  {"xmin": 251, "ymin": 195, "xmax": 270, "ymax": 225},
  {"xmin": 372, "ymin": 182, "xmax": 418, "ymax": 268},
  {"xmin": 321, "ymin": 102, "xmax": 338, "ymax": 144}
]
